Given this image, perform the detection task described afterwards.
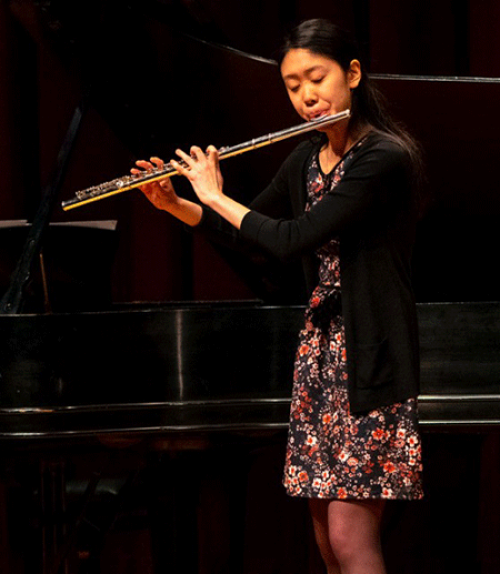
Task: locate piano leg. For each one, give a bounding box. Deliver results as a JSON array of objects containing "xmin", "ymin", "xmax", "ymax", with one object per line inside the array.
[
  {"xmin": 38, "ymin": 452, "xmax": 139, "ymax": 574},
  {"xmin": 39, "ymin": 458, "xmax": 69, "ymax": 574}
]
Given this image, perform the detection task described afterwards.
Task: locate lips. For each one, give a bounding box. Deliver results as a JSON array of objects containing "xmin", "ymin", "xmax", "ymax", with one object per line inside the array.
[{"xmin": 308, "ymin": 110, "xmax": 330, "ymax": 121}]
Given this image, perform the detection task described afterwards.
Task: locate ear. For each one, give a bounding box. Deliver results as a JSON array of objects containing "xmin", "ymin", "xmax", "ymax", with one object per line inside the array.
[{"xmin": 347, "ymin": 59, "xmax": 362, "ymax": 89}]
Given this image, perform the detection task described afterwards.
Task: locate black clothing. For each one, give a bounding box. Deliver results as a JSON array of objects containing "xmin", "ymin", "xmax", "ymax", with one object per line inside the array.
[
  {"xmin": 197, "ymin": 132, "xmax": 420, "ymax": 413},
  {"xmin": 283, "ymin": 145, "xmax": 423, "ymax": 499}
]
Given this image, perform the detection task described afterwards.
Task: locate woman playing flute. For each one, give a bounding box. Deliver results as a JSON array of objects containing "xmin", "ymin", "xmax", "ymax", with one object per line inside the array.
[{"xmin": 134, "ymin": 18, "xmax": 424, "ymax": 574}]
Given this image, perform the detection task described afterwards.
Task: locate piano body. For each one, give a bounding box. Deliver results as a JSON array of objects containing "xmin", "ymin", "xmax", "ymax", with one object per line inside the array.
[
  {"xmin": 0, "ymin": 299, "xmax": 499, "ymax": 574},
  {"xmin": 1, "ymin": 2, "xmax": 500, "ymax": 573},
  {"xmin": 0, "ymin": 301, "xmax": 499, "ymax": 438}
]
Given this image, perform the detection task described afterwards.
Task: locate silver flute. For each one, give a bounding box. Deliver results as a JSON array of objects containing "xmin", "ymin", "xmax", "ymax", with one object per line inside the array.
[{"xmin": 61, "ymin": 109, "xmax": 350, "ymax": 211}]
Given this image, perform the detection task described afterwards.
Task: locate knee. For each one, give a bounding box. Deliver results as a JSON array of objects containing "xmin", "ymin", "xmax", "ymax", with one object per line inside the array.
[{"xmin": 328, "ymin": 517, "xmax": 359, "ymax": 565}]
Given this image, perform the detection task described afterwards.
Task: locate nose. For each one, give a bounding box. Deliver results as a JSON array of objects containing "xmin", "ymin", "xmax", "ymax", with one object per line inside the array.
[{"xmin": 302, "ymin": 83, "xmax": 318, "ymax": 106}]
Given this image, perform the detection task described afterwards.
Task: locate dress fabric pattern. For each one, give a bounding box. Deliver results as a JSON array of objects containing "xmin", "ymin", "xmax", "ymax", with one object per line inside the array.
[{"xmin": 283, "ymin": 141, "xmax": 424, "ymax": 500}]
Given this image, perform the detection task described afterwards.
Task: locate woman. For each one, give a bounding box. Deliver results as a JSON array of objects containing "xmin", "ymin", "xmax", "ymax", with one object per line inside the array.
[{"xmin": 134, "ymin": 19, "xmax": 424, "ymax": 574}]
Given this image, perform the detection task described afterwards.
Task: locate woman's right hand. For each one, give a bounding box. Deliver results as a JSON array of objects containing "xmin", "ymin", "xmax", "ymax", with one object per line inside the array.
[
  {"xmin": 132, "ymin": 156, "xmax": 203, "ymax": 226},
  {"xmin": 132, "ymin": 157, "xmax": 179, "ymax": 212}
]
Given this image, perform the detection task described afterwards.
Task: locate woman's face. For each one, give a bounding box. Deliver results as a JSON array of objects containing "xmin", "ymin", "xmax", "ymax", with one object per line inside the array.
[{"xmin": 280, "ymin": 48, "xmax": 361, "ymax": 125}]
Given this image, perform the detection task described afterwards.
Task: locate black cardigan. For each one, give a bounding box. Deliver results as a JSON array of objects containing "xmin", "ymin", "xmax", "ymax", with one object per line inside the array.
[{"xmin": 197, "ymin": 132, "xmax": 420, "ymax": 413}]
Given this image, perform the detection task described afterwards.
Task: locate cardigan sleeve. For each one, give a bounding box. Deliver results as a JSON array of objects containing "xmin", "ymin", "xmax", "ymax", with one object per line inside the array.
[
  {"xmin": 239, "ymin": 139, "xmax": 409, "ymax": 262},
  {"xmin": 192, "ymin": 141, "xmax": 308, "ymax": 248}
]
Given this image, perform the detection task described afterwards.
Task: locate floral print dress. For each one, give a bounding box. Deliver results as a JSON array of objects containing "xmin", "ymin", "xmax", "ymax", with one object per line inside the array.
[{"xmin": 282, "ymin": 141, "xmax": 424, "ymax": 500}]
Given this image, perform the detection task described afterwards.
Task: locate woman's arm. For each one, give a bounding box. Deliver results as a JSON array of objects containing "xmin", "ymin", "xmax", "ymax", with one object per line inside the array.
[
  {"xmin": 137, "ymin": 138, "xmax": 404, "ymax": 264},
  {"xmin": 172, "ymin": 138, "xmax": 407, "ymax": 262},
  {"xmin": 132, "ymin": 157, "xmax": 203, "ymax": 227},
  {"xmin": 137, "ymin": 139, "xmax": 304, "ymax": 235},
  {"xmin": 240, "ymin": 142, "xmax": 409, "ymax": 261},
  {"xmin": 170, "ymin": 146, "xmax": 250, "ymax": 229}
]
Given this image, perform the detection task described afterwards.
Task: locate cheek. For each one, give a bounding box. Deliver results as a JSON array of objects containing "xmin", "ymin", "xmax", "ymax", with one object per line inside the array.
[
  {"xmin": 324, "ymin": 76, "xmax": 350, "ymax": 99},
  {"xmin": 287, "ymin": 92, "xmax": 302, "ymax": 111}
]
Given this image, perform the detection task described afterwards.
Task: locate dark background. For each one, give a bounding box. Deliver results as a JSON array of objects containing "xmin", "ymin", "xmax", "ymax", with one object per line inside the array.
[
  {"xmin": 1, "ymin": 0, "xmax": 500, "ymax": 309},
  {"xmin": 1, "ymin": 2, "xmax": 500, "ymax": 574}
]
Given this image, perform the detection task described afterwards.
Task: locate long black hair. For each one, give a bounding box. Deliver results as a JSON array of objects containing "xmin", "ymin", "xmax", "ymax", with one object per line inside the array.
[{"xmin": 278, "ymin": 19, "xmax": 425, "ymax": 205}]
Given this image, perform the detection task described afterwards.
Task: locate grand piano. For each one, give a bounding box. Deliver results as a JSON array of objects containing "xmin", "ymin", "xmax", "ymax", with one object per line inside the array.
[{"xmin": 1, "ymin": 2, "xmax": 500, "ymax": 574}]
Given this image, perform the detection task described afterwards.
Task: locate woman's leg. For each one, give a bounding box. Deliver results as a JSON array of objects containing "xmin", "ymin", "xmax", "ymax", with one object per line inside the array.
[
  {"xmin": 309, "ymin": 498, "xmax": 386, "ymax": 574},
  {"xmin": 309, "ymin": 499, "xmax": 341, "ymax": 574}
]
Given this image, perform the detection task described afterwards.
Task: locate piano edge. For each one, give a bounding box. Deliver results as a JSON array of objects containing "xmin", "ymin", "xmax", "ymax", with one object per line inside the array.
[{"xmin": 0, "ymin": 394, "xmax": 500, "ymax": 440}]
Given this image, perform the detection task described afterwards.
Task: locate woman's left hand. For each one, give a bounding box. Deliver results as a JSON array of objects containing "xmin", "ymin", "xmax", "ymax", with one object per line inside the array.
[
  {"xmin": 171, "ymin": 145, "xmax": 224, "ymax": 207},
  {"xmin": 172, "ymin": 144, "xmax": 250, "ymax": 230}
]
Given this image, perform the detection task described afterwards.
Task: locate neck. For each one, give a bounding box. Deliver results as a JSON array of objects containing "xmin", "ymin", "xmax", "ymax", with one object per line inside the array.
[
  {"xmin": 325, "ymin": 121, "xmax": 370, "ymax": 155},
  {"xmin": 325, "ymin": 128, "xmax": 351, "ymax": 157},
  {"xmin": 318, "ymin": 122, "xmax": 371, "ymax": 175}
]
